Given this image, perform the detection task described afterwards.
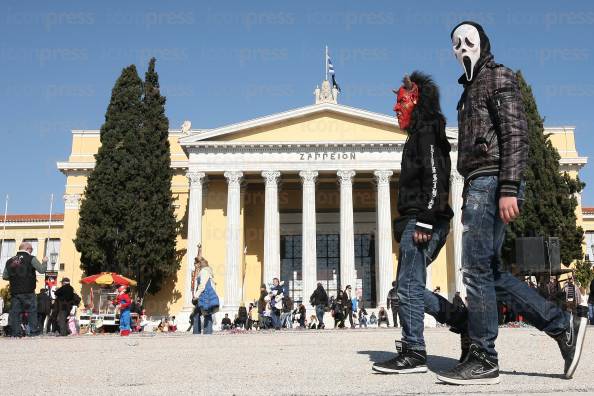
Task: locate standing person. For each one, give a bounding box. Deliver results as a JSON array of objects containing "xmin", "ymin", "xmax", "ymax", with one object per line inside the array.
[
  {"xmin": 192, "ymin": 255, "xmax": 217, "ymax": 335},
  {"xmin": 437, "ymin": 21, "xmax": 587, "ymax": 385},
  {"xmin": 563, "ymin": 277, "xmax": 581, "ymax": 313},
  {"xmin": 310, "ymin": 282, "xmax": 329, "ymax": 329},
  {"xmin": 116, "ymin": 286, "xmax": 131, "ymax": 336},
  {"xmin": 54, "ymin": 278, "xmax": 75, "ymax": 336},
  {"xmin": 36, "ymin": 288, "xmax": 51, "ymax": 334},
  {"xmin": 373, "ymin": 72, "xmax": 466, "ymax": 375},
  {"xmin": 332, "ymin": 290, "xmax": 346, "ymax": 329},
  {"xmin": 588, "ymin": 279, "xmax": 594, "ymax": 325},
  {"xmin": 2, "ymin": 242, "xmax": 47, "ymax": 336},
  {"xmin": 344, "ymin": 285, "xmax": 355, "ymax": 329},
  {"xmin": 268, "ymin": 278, "xmax": 284, "ymax": 330},
  {"xmin": 386, "ymin": 281, "xmax": 400, "ymax": 328},
  {"xmin": 280, "ymin": 294, "xmax": 293, "ymax": 329}
]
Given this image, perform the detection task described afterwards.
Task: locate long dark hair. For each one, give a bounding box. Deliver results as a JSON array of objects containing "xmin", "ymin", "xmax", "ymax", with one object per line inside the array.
[{"xmin": 408, "ymin": 71, "xmax": 449, "ymax": 150}]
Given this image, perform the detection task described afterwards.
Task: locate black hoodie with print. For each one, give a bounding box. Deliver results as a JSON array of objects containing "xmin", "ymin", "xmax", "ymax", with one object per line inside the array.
[{"xmin": 395, "ymin": 71, "xmax": 454, "ymax": 241}]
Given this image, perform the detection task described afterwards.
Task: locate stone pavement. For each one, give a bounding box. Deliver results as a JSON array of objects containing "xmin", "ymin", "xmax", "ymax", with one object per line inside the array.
[{"xmin": 1, "ymin": 327, "xmax": 593, "ymax": 395}]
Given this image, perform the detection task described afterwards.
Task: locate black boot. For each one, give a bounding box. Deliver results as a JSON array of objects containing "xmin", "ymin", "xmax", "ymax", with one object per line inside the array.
[
  {"xmin": 553, "ymin": 305, "xmax": 588, "ymax": 379},
  {"xmin": 372, "ymin": 341, "xmax": 427, "ymax": 374},
  {"xmin": 436, "ymin": 344, "xmax": 499, "ymax": 385}
]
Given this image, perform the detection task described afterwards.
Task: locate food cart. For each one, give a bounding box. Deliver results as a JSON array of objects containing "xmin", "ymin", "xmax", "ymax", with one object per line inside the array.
[{"xmin": 79, "ymin": 272, "xmax": 139, "ymax": 333}]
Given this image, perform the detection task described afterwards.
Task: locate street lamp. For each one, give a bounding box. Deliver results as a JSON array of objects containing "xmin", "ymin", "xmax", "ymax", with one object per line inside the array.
[{"xmin": 50, "ymin": 252, "xmax": 58, "ymax": 271}]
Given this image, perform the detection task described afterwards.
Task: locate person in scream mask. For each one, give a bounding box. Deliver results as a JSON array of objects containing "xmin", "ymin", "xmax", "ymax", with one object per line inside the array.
[
  {"xmin": 437, "ymin": 21, "xmax": 588, "ymax": 386},
  {"xmin": 373, "ymin": 72, "xmax": 468, "ymax": 375}
]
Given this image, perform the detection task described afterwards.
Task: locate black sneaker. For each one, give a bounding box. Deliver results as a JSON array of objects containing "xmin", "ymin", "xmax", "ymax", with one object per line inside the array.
[
  {"xmin": 372, "ymin": 341, "xmax": 427, "ymax": 374},
  {"xmin": 554, "ymin": 304, "xmax": 588, "ymax": 379},
  {"xmin": 436, "ymin": 344, "xmax": 499, "ymax": 385}
]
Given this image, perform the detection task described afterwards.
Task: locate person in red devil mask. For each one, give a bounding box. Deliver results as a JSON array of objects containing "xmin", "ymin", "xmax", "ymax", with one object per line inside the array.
[{"xmin": 373, "ymin": 72, "xmax": 467, "ymax": 375}]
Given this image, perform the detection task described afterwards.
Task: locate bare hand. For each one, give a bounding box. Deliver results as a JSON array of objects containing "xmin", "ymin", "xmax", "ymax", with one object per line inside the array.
[
  {"xmin": 499, "ymin": 196, "xmax": 520, "ymax": 224},
  {"xmin": 42, "ymin": 256, "xmax": 48, "ymax": 263},
  {"xmin": 413, "ymin": 230, "xmax": 432, "ymax": 244}
]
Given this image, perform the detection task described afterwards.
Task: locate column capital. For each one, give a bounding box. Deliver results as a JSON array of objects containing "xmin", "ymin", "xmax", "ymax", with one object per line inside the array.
[
  {"xmin": 337, "ymin": 169, "xmax": 356, "ymax": 184},
  {"xmin": 299, "ymin": 170, "xmax": 318, "ymax": 186},
  {"xmin": 186, "ymin": 171, "xmax": 206, "ymax": 186},
  {"xmin": 262, "ymin": 170, "xmax": 281, "ymax": 185},
  {"xmin": 63, "ymin": 194, "xmax": 81, "ymax": 210},
  {"xmin": 224, "ymin": 171, "xmax": 244, "ymax": 185},
  {"xmin": 374, "ymin": 170, "xmax": 393, "ymax": 185}
]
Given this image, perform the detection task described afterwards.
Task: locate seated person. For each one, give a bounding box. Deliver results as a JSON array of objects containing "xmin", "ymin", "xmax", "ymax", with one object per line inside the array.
[
  {"xmin": 221, "ymin": 313, "xmax": 233, "ymax": 330},
  {"xmin": 308, "ymin": 315, "xmax": 318, "ymax": 329},
  {"xmin": 168, "ymin": 316, "xmax": 177, "ymax": 332},
  {"xmin": 377, "ymin": 307, "xmax": 390, "ymax": 327},
  {"xmin": 369, "ymin": 312, "xmax": 378, "ymax": 326}
]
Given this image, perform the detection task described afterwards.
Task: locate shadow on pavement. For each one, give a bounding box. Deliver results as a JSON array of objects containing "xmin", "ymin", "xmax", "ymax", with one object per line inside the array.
[{"xmin": 357, "ymin": 350, "xmax": 458, "ymax": 372}]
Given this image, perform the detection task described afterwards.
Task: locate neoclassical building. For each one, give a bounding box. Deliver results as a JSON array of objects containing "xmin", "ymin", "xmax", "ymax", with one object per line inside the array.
[{"xmin": 2, "ymin": 79, "xmax": 587, "ymax": 324}]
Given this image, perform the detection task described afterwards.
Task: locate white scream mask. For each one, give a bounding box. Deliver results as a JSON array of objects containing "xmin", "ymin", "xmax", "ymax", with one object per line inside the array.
[{"xmin": 452, "ymin": 24, "xmax": 481, "ymax": 81}]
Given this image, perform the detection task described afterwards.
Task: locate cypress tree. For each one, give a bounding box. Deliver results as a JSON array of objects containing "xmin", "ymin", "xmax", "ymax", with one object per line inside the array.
[
  {"xmin": 132, "ymin": 58, "xmax": 180, "ymax": 294},
  {"xmin": 503, "ymin": 71, "xmax": 584, "ymax": 266},
  {"xmin": 75, "ymin": 65, "xmax": 144, "ymax": 276},
  {"xmin": 75, "ymin": 60, "xmax": 180, "ymax": 295}
]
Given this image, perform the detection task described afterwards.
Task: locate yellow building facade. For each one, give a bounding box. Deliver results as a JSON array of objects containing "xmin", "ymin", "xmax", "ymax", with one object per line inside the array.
[{"xmin": 1, "ymin": 81, "xmax": 589, "ymax": 326}]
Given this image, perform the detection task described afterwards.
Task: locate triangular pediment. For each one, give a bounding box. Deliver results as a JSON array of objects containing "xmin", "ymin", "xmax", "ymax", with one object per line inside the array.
[{"xmin": 179, "ymin": 103, "xmax": 406, "ymax": 145}]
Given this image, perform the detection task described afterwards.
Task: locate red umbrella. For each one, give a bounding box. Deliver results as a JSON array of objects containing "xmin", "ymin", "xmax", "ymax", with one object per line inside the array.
[{"xmin": 80, "ymin": 272, "xmax": 137, "ymax": 286}]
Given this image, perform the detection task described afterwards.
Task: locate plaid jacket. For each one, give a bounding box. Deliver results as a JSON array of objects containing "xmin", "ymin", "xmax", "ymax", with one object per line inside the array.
[{"xmin": 456, "ymin": 59, "xmax": 529, "ymax": 196}]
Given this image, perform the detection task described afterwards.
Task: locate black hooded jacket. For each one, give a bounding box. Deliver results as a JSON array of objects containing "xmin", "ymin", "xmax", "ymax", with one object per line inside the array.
[{"xmin": 396, "ymin": 72, "xmax": 453, "ymax": 239}]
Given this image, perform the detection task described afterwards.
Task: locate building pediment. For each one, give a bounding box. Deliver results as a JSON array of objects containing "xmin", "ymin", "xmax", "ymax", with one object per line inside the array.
[{"xmin": 179, "ymin": 103, "xmax": 406, "ymax": 146}]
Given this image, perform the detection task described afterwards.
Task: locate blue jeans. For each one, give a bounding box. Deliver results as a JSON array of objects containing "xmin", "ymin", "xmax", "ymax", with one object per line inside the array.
[
  {"xmin": 588, "ymin": 303, "xmax": 594, "ymax": 325},
  {"xmin": 9, "ymin": 293, "xmax": 39, "ymax": 337},
  {"xmin": 397, "ymin": 217, "xmax": 450, "ymax": 350},
  {"xmin": 315, "ymin": 305, "xmax": 325, "ymax": 327},
  {"xmin": 462, "ymin": 176, "xmax": 567, "ymax": 358},
  {"xmin": 192, "ymin": 308, "xmax": 213, "ymax": 334}
]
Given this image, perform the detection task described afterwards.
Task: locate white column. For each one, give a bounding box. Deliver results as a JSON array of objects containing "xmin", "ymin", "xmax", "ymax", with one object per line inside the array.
[
  {"xmin": 262, "ymin": 170, "xmax": 281, "ymax": 283},
  {"xmin": 185, "ymin": 171, "xmax": 206, "ymax": 307},
  {"xmin": 224, "ymin": 171, "xmax": 243, "ymax": 310},
  {"xmin": 300, "ymin": 170, "xmax": 318, "ymax": 305},
  {"xmin": 338, "ymin": 170, "xmax": 356, "ymax": 290},
  {"xmin": 374, "ymin": 170, "xmax": 394, "ymax": 308},
  {"xmin": 451, "ymin": 169, "xmax": 466, "ymax": 298}
]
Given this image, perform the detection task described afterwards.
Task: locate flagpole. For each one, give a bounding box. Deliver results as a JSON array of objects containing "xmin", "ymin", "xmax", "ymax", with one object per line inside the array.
[
  {"xmin": 46, "ymin": 194, "xmax": 54, "ymax": 266},
  {"xmin": 325, "ymin": 45, "xmax": 328, "ymax": 81},
  {"xmin": 1, "ymin": 195, "xmax": 8, "ymax": 258}
]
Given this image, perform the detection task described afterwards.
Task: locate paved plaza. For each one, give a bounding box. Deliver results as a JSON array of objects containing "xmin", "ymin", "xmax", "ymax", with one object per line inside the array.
[{"xmin": 1, "ymin": 327, "xmax": 593, "ymax": 395}]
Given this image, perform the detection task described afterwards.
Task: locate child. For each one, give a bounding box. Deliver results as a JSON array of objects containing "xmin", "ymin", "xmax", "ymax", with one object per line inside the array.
[{"xmin": 116, "ymin": 285, "xmax": 132, "ymax": 336}]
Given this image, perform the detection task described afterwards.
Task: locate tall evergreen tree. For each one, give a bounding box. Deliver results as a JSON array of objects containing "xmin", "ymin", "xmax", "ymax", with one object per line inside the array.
[
  {"xmin": 75, "ymin": 65, "xmax": 144, "ymax": 277},
  {"xmin": 503, "ymin": 71, "xmax": 584, "ymax": 266},
  {"xmin": 76, "ymin": 60, "xmax": 180, "ymax": 294},
  {"xmin": 132, "ymin": 58, "xmax": 180, "ymax": 294}
]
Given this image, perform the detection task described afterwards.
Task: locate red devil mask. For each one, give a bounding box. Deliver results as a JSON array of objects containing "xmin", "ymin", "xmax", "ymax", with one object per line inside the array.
[{"xmin": 394, "ymin": 79, "xmax": 418, "ymax": 130}]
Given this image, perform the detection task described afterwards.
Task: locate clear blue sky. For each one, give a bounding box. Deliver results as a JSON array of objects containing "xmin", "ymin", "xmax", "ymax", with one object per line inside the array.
[{"xmin": 1, "ymin": 0, "xmax": 594, "ymax": 214}]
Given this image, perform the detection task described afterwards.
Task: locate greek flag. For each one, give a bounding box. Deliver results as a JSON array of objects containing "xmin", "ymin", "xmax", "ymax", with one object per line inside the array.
[{"xmin": 327, "ymin": 54, "xmax": 341, "ymax": 92}]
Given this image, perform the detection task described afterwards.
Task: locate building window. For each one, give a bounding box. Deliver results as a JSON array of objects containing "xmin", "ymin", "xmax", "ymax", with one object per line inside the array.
[
  {"xmin": 316, "ymin": 234, "xmax": 340, "ymax": 298},
  {"xmin": 585, "ymin": 232, "xmax": 594, "ymax": 262},
  {"xmin": 22, "ymin": 239, "xmax": 39, "ymax": 257},
  {"xmin": 280, "ymin": 235, "xmax": 302, "ymax": 303},
  {"xmin": 0, "ymin": 239, "xmax": 16, "ymax": 273},
  {"xmin": 44, "ymin": 238, "xmax": 61, "ymax": 271},
  {"xmin": 354, "ymin": 233, "xmax": 376, "ymax": 308}
]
